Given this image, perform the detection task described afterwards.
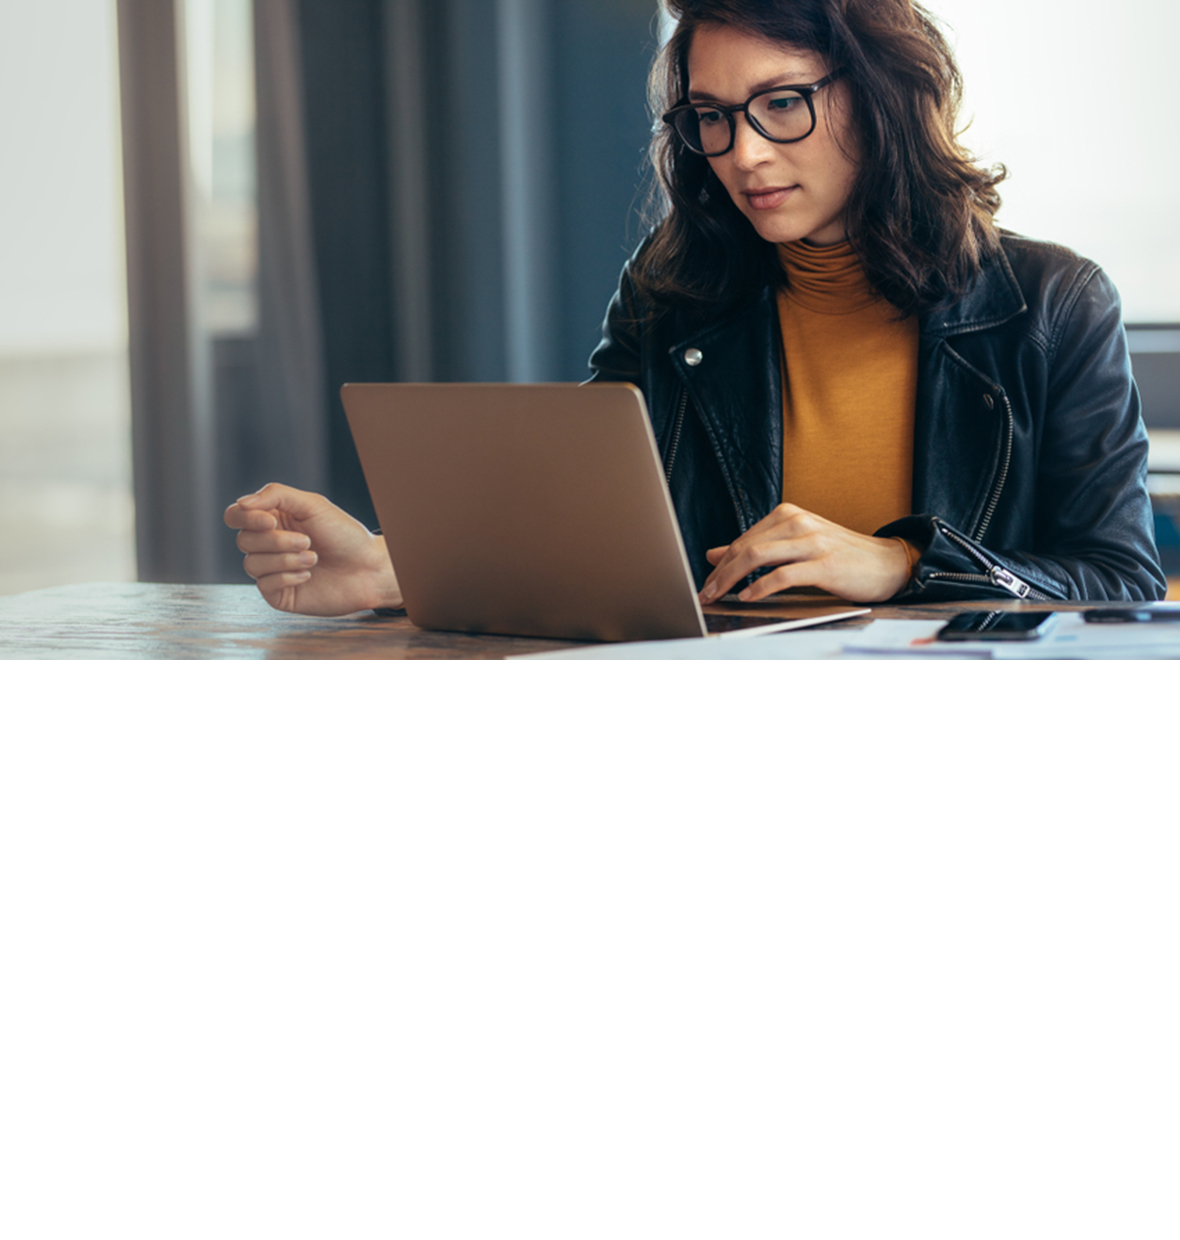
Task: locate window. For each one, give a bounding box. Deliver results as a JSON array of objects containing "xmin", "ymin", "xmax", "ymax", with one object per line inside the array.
[
  {"xmin": 0, "ymin": 0, "xmax": 134, "ymax": 595},
  {"xmin": 184, "ymin": 0, "xmax": 258, "ymax": 336}
]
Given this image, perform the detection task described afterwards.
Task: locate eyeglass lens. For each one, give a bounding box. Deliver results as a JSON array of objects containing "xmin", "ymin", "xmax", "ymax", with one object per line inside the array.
[{"xmin": 676, "ymin": 90, "xmax": 813, "ymax": 154}]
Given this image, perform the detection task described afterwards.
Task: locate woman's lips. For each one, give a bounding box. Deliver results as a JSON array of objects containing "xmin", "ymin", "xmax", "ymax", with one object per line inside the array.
[{"xmin": 744, "ymin": 186, "xmax": 797, "ymax": 210}]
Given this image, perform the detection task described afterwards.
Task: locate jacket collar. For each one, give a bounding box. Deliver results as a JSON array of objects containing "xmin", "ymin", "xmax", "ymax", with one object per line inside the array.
[
  {"xmin": 921, "ymin": 240, "xmax": 1027, "ymax": 339},
  {"xmin": 671, "ymin": 236, "xmax": 1028, "ymax": 348}
]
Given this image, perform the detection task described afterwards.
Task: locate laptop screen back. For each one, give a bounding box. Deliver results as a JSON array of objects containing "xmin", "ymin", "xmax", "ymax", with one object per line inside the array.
[{"xmin": 342, "ymin": 383, "xmax": 707, "ymax": 643}]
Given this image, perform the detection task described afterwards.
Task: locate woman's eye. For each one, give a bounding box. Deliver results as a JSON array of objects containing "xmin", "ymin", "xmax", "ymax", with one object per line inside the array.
[
  {"xmin": 696, "ymin": 109, "xmax": 724, "ymax": 127},
  {"xmin": 767, "ymin": 95, "xmax": 801, "ymax": 112}
]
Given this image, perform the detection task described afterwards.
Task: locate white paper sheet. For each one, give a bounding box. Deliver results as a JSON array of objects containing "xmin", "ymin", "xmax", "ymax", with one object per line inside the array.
[
  {"xmin": 991, "ymin": 612, "xmax": 1180, "ymax": 659},
  {"xmin": 840, "ymin": 620, "xmax": 990, "ymax": 657},
  {"xmin": 843, "ymin": 614, "xmax": 1180, "ymax": 660},
  {"xmin": 518, "ymin": 629, "xmax": 850, "ymax": 660},
  {"xmin": 526, "ymin": 612, "xmax": 1180, "ymax": 660}
]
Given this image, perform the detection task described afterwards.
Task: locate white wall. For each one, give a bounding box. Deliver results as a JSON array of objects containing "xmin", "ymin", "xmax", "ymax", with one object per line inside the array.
[
  {"xmin": 0, "ymin": 0, "xmax": 126, "ymax": 354},
  {"xmin": 926, "ymin": 0, "xmax": 1180, "ymax": 323}
]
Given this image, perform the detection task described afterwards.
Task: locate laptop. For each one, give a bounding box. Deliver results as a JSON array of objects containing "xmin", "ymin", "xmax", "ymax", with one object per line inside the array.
[{"xmin": 342, "ymin": 383, "xmax": 864, "ymax": 642}]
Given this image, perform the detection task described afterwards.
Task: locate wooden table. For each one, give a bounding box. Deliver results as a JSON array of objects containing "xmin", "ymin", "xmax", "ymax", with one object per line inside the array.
[{"xmin": 0, "ymin": 581, "xmax": 1154, "ymax": 660}]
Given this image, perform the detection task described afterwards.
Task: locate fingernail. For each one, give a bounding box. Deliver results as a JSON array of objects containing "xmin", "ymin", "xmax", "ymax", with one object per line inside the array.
[
  {"xmin": 701, "ymin": 585, "xmax": 716, "ymax": 603},
  {"xmin": 298, "ymin": 552, "xmax": 317, "ymax": 567},
  {"xmin": 739, "ymin": 590, "xmax": 751, "ymax": 601}
]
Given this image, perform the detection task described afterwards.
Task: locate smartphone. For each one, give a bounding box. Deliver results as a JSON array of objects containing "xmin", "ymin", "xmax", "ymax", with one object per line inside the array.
[
  {"xmin": 936, "ymin": 610, "xmax": 1059, "ymax": 641},
  {"xmin": 1083, "ymin": 604, "xmax": 1180, "ymax": 624}
]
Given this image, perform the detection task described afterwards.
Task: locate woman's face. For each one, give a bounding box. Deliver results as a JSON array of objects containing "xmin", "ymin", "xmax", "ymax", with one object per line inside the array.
[{"xmin": 685, "ymin": 23, "xmax": 859, "ymax": 246}]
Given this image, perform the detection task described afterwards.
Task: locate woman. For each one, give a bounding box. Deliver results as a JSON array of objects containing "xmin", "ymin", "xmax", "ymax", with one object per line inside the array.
[{"xmin": 225, "ymin": 0, "xmax": 1165, "ymax": 615}]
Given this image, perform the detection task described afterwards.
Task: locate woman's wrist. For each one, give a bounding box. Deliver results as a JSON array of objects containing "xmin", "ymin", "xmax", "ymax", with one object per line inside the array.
[
  {"xmin": 364, "ymin": 535, "xmax": 405, "ymax": 610},
  {"xmin": 868, "ymin": 535, "xmax": 915, "ymax": 601},
  {"xmin": 893, "ymin": 537, "xmax": 922, "ymax": 582}
]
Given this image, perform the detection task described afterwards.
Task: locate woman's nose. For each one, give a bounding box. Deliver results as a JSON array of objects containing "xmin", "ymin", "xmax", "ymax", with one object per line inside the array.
[{"xmin": 730, "ymin": 113, "xmax": 776, "ymax": 169}]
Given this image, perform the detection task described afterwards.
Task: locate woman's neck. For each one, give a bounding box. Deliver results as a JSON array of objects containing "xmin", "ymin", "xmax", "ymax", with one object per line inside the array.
[{"xmin": 778, "ymin": 238, "xmax": 878, "ymax": 315}]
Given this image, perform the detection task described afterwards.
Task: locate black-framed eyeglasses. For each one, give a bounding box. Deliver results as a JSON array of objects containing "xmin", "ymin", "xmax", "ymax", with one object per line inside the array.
[{"xmin": 662, "ymin": 70, "xmax": 845, "ymax": 157}]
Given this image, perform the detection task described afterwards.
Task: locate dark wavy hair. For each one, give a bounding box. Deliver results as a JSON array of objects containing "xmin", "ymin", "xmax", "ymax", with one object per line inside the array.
[{"xmin": 635, "ymin": 0, "xmax": 1006, "ymax": 318}]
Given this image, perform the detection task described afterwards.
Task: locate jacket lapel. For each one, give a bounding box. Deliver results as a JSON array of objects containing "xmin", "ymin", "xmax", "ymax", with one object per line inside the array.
[
  {"xmin": 669, "ymin": 285, "xmax": 783, "ymax": 531},
  {"xmin": 912, "ymin": 244, "xmax": 1028, "ymax": 531}
]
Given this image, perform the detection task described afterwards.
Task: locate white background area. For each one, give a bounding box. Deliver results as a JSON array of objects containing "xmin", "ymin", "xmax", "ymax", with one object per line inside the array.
[
  {"xmin": 929, "ymin": 0, "xmax": 1180, "ymax": 324},
  {"xmin": 4, "ymin": 665, "xmax": 1180, "ymax": 1238},
  {"xmin": 0, "ymin": 0, "xmax": 125, "ymax": 355}
]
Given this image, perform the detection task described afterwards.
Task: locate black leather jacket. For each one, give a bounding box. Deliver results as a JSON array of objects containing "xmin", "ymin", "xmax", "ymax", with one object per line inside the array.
[{"xmin": 588, "ymin": 232, "xmax": 1166, "ymax": 601}]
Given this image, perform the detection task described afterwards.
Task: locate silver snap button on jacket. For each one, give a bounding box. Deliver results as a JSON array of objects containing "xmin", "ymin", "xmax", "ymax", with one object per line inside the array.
[{"xmin": 684, "ymin": 348, "xmax": 703, "ymax": 367}]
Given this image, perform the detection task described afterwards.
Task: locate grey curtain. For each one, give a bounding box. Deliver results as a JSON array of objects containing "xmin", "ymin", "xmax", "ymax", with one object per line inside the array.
[{"xmin": 254, "ymin": 0, "xmax": 328, "ymax": 495}]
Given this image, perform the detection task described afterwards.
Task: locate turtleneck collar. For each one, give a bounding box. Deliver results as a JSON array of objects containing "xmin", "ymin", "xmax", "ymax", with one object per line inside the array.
[{"xmin": 778, "ymin": 238, "xmax": 880, "ymax": 316}]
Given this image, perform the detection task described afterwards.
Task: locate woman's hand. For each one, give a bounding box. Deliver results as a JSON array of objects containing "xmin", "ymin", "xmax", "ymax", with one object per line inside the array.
[
  {"xmin": 699, "ymin": 503, "xmax": 913, "ymax": 605},
  {"xmin": 223, "ymin": 483, "xmax": 403, "ymax": 616}
]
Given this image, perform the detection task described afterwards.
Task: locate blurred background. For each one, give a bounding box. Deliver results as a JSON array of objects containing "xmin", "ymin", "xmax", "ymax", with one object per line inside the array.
[{"xmin": 0, "ymin": 0, "xmax": 1177, "ymax": 595}]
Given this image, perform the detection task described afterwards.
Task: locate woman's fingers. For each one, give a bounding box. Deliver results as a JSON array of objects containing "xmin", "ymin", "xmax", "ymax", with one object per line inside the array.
[
  {"xmin": 736, "ymin": 561, "xmax": 821, "ymax": 602},
  {"xmin": 255, "ymin": 572, "xmax": 313, "ymax": 610},
  {"xmin": 700, "ymin": 506, "xmax": 819, "ymax": 599},
  {"xmin": 701, "ymin": 536, "xmax": 817, "ymax": 602},
  {"xmin": 224, "ymin": 504, "xmax": 279, "ymax": 533},
  {"xmin": 242, "ymin": 550, "xmax": 318, "ymax": 581},
  {"xmin": 223, "ymin": 483, "xmax": 330, "ymax": 533},
  {"xmin": 700, "ymin": 547, "xmax": 750, "ymax": 601},
  {"xmin": 236, "ymin": 529, "xmax": 313, "ymax": 555},
  {"xmin": 232, "ymin": 482, "xmax": 324, "ymax": 519}
]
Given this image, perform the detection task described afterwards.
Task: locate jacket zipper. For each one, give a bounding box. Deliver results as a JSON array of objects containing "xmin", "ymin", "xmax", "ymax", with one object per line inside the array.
[
  {"xmin": 664, "ymin": 386, "xmax": 689, "ymax": 484},
  {"xmin": 923, "ymin": 386, "xmax": 1051, "ymax": 600},
  {"xmin": 973, "ymin": 390, "xmax": 1015, "ymax": 543},
  {"xmin": 931, "ymin": 523, "xmax": 1051, "ymax": 600},
  {"xmin": 668, "ymin": 383, "xmax": 749, "ymax": 542}
]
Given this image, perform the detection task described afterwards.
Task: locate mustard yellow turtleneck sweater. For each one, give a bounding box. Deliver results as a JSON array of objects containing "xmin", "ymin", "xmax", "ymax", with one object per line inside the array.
[{"xmin": 777, "ymin": 239, "xmax": 919, "ymax": 548}]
